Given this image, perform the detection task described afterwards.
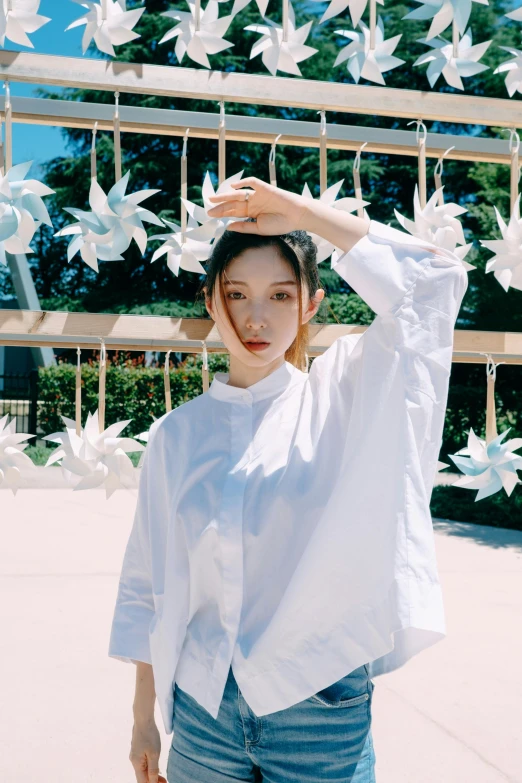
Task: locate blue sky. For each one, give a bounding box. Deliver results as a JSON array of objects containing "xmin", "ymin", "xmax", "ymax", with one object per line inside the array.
[{"xmin": 8, "ymin": 0, "xmax": 94, "ymax": 166}]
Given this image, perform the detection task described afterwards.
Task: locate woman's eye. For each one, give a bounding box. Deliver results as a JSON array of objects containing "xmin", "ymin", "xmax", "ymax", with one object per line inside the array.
[
  {"xmin": 227, "ymin": 291, "xmax": 245, "ymax": 300},
  {"xmin": 272, "ymin": 292, "xmax": 289, "ymax": 301}
]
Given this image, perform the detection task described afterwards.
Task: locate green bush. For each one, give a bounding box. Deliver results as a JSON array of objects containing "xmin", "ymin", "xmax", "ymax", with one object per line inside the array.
[
  {"xmin": 430, "ymin": 483, "xmax": 522, "ymax": 531},
  {"xmin": 37, "ymin": 353, "xmax": 229, "ymax": 439}
]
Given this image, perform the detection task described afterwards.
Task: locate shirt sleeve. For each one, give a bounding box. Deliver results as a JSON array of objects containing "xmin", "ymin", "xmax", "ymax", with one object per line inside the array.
[
  {"xmin": 308, "ymin": 218, "xmax": 468, "ymax": 504},
  {"xmin": 108, "ymin": 417, "xmax": 168, "ymax": 665}
]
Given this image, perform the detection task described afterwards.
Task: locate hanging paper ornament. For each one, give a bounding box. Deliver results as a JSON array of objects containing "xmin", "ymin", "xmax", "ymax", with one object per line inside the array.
[
  {"xmin": 394, "ymin": 183, "xmax": 476, "ymax": 270},
  {"xmin": 54, "ymin": 172, "xmax": 164, "ymax": 272},
  {"xmin": 244, "ymin": 0, "xmax": 318, "ymax": 76},
  {"xmin": 66, "ymin": 0, "xmax": 145, "ymax": 57},
  {"xmin": 494, "ymin": 45, "xmax": 522, "ymax": 97},
  {"xmin": 479, "ymin": 194, "xmax": 522, "ymax": 292},
  {"xmin": 43, "ymin": 343, "xmax": 145, "ymax": 497},
  {"xmin": 412, "ymin": 26, "xmax": 491, "ymax": 90},
  {"xmin": 180, "ymin": 170, "xmax": 251, "ymax": 244},
  {"xmin": 149, "ymin": 218, "xmax": 211, "ymax": 276},
  {"xmin": 310, "ymin": 0, "xmax": 384, "ymax": 27},
  {"xmin": 0, "ymin": 414, "xmax": 35, "ymax": 495},
  {"xmin": 159, "ymin": 0, "xmax": 235, "ymax": 69},
  {"xmin": 448, "ymin": 356, "xmax": 522, "ymax": 500},
  {"xmin": 479, "ymin": 130, "xmax": 522, "ymax": 292},
  {"xmin": 301, "ymin": 180, "xmax": 369, "ymax": 264},
  {"xmin": 0, "ymin": 160, "xmax": 55, "ymax": 267},
  {"xmin": 333, "ymin": 15, "xmax": 405, "ymax": 85},
  {"xmin": 43, "ymin": 412, "xmax": 145, "ymax": 496},
  {"xmin": 0, "ymin": 0, "xmax": 50, "ymax": 48},
  {"xmin": 402, "ymin": 0, "xmax": 489, "ymax": 41}
]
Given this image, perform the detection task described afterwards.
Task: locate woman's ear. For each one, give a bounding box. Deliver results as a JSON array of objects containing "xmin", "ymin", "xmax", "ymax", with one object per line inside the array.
[{"xmin": 302, "ymin": 288, "xmax": 325, "ymax": 324}]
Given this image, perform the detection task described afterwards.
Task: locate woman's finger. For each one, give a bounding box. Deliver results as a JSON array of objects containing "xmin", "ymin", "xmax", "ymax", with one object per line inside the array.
[
  {"xmin": 207, "ymin": 189, "xmax": 255, "ymax": 203},
  {"xmin": 230, "ymin": 176, "xmax": 265, "ymax": 189}
]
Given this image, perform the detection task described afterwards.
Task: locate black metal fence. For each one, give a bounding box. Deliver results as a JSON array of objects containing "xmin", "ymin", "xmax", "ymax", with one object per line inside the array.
[{"xmin": 0, "ymin": 370, "xmax": 38, "ymax": 440}]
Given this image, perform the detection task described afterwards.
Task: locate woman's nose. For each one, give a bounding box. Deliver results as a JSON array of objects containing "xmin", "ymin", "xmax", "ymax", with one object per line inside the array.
[{"xmin": 245, "ymin": 303, "xmax": 267, "ymax": 330}]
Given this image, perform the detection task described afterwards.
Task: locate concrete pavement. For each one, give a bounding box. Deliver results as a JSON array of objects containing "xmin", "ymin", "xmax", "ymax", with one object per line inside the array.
[{"xmin": 1, "ymin": 487, "xmax": 521, "ymax": 782}]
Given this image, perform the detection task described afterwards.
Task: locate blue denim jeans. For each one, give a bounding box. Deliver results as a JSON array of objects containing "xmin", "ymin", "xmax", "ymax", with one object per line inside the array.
[{"xmin": 167, "ymin": 663, "xmax": 376, "ymax": 782}]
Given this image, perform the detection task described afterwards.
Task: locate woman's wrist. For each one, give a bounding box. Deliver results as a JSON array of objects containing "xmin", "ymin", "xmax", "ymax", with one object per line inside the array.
[{"xmin": 295, "ymin": 197, "xmax": 370, "ymax": 254}]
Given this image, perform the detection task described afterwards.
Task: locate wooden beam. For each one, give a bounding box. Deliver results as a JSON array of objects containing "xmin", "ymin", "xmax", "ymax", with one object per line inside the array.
[
  {"xmin": 1, "ymin": 310, "xmax": 521, "ymax": 363},
  {"xmin": 0, "ymin": 95, "xmax": 513, "ymax": 164},
  {"xmin": 0, "ymin": 50, "xmax": 519, "ymax": 128}
]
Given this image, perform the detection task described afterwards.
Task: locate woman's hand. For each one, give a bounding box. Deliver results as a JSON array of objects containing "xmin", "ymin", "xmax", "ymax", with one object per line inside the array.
[
  {"xmin": 129, "ymin": 717, "xmax": 167, "ymax": 783},
  {"xmin": 207, "ymin": 176, "xmax": 308, "ymax": 235},
  {"xmin": 206, "ymin": 175, "xmax": 370, "ymax": 252}
]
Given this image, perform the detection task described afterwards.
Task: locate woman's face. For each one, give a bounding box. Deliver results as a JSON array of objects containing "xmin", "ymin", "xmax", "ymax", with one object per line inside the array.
[{"xmin": 205, "ymin": 245, "xmax": 324, "ymax": 367}]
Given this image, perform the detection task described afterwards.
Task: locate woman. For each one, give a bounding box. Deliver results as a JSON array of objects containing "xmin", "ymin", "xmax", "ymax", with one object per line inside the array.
[{"xmin": 108, "ymin": 177, "xmax": 468, "ymax": 783}]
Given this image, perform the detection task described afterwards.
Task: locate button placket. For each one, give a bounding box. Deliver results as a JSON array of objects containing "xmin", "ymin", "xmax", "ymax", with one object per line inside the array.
[{"xmin": 216, "ymin": 396, "xmax": 253, "ymax": 667}]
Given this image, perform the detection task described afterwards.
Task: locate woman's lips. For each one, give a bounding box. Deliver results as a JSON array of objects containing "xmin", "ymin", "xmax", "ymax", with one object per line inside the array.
[{"xmin": 244, "ymin": 341, "xmax": 270, "ymax": 351}]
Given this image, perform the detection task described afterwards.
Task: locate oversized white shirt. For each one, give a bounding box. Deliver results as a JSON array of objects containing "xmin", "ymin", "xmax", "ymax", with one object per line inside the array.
[{"xmin": 108, "ymin": 219, "xmax": 468, "ymax": 735}]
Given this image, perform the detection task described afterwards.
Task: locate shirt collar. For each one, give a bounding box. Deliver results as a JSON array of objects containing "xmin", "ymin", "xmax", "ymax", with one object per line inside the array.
[{"xmin": 208, "ymin": 360, "xmax": 299, "ymax": 404}]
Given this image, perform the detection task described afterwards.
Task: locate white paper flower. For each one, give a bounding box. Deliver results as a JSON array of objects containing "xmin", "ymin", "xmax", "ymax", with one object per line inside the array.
[
  {"xmin": 66, "ymin": 0, "xmax": 145, "ymax": 56},
  {"xmin": 43, "ymin": 411, "xmax": 145, "ymax": 498},
  {"xmin": 494, "ymin": 45, "xmax": 522, "ymax": 97},
  {"xmin": 333, "ymin": 15, "xmax": 405, "ymax": 85},
  {"xmin": 180, "ymin": 170, "xmax": 251, "ymax": 244},
  {"xmin": 448, "ymin": 427, "xmax": 522, "ymax": 500},
  {"xmin": 149, "ymin": 217, "xmax": 211, "ymax": 277},
  {"xmin": 403, "ymin": 0, "xmax": 489, "ymax": 41},
  {"xmin": 309, "ymin": 0, "xmax": 384, "ymax": 27},
  {"xmin": 0, "ymin": 160, "xmax": 55, "ymax": 267},
  {"xmin": 413, "ymin": 26, "xmax": 491, "ymax": 90},
  {"xmin": 394, "ymin": 184, "xmax": 476, "ymax": 270},
  {"xmin": 0, "ymin": 0, "xmax": 50, "ymax": 47},
  {"xmin": 301, "ymin": 180, "xmax": 369, "ymax": 264},
  {"xmin": 244, "ymin": 0, "xmax": 318, "ymax": 76},
  {"xmin": 0, "ymin": 414, "xmax": 35, "ymax": 494},
  {"xmin": 159, "ymin": 0, "xmax": 234, "ymax": 68},
  {"xmin": 54, "ymin": 172, "xmax": 164, "ymax": 273},
  {"xmin": 479, "ymin": 194, "xmax": 522, "ymax": 292}
]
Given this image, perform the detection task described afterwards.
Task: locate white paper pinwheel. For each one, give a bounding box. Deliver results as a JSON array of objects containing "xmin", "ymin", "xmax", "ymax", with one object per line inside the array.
[
  {"xmin": 43, "ymin": 411, "xmax": 145, "ymax": 498},
  {"xmin": 149, "ymin": 217, "xmax": 211, "ymax": 277},
  {"xmin": 0, "ymin": 161, "xmax": 55, "ymax": 267},
  {"xmin": 448, "ymin": 427, "xmax": 522, "ymax": 500},
  {"xmin": 66, "ymin": 0, "xmax": 145, "ymax": 56},
  {"xmin": 479, "ymin": 194, "xmax": 522, "ymax": 292},
  {"xmin": 180, "ymin": 170, "xmax": 251, "ymax": 244},
  {"xmin": 309, "ymin": 0, "xmax": 384, "ymax": 27},
  {"xmin": 301, "ymin": 180, "xmax": 369, "ymax": 264},
  {"xmin": 333, "ymin": 15, "xmax": 405, "ymax": 85},
  {"xmin": 244, "ymin": 0, "xmax": 318, "ymax": 76},
  {"xmin": 0, "ymin": 0, "xmax": 50, "ymax": 47},
  {"xmin": 54, "ymin": 172, "xmax": 164, "ymax": 273},
  {"xmin": 394, "ymin": 184, "xmax": 476, "ymax": 270},
  {"xmin": 0, "ymin": 414, "xmax": 35, "ymax": 494},
  {"xmin": 403, "ymin": 0, "xmax": 489, "ymax": 41},
  {"xmin": 494, "ymin": 45, "xmax": 522, "ymax": 97},
  {"xmin": 159, "ymin": 0, "xmax": 234, "ymax": 69},
  {"xmin": 413, "ymin": 27, "xmax": 491, "ymax": 90}
]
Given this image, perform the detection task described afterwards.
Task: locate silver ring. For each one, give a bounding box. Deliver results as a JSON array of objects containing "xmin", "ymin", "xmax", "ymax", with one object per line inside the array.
[{"xmin": 245, "ymin": 191, "xmax": 250, "ymax": 201}]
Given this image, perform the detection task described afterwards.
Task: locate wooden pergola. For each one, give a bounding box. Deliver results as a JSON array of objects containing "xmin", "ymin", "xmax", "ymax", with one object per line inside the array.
[{"xmin": 0, "ymin": 50, "xmax": 520, "ymax": 363}]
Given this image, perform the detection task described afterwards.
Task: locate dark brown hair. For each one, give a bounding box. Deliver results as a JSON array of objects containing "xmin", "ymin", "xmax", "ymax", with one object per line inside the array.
[{"xmin": 197, "ymin": 225, "xmax": 320, "ymax": 370}]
